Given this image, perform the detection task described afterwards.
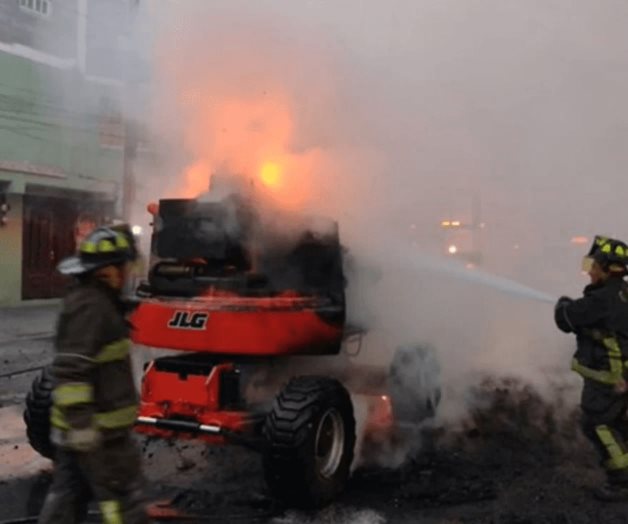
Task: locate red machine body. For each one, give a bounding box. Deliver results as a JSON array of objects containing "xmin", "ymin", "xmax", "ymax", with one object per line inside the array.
[
  {"xmin": 134, "ymin": 350, "xmax": 393, "ymax": 446},
  {"xmin": 135, "ymin": 359, "xmax": 253, "ymax": 445},
  {"xmin": 130, "ymin": 293, "xmax": 343, "ymax": 356}
]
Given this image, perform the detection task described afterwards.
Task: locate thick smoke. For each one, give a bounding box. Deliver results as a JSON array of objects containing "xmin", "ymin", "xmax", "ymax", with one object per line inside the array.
[{"xmin": 133, "ymin": 1, "xmax": 628, "ymax": 462}]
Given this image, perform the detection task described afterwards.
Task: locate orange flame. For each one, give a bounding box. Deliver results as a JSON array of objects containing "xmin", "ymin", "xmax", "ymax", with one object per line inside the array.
[
  {"xmin": 158, "ymin": 37, "xmax": 332, "ymax": 209},
  {"xmin": 152, "ymin": 16, "xmax": 376, "ymax": 221},
  {"xmin": 173, "ymin": 95, "xmax": 322, "ymax": 210},
  {"xmin": 179, "ymin": 161, "xmax": 211, "ymax": 198},
  {"xmin": 259, "ymin": 161, "xmax": 282, "ymax": 188}
]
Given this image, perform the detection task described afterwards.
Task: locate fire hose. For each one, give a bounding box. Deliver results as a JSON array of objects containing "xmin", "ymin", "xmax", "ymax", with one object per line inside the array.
[{"xmin": 0, "ymin": 365, "xmax": 46, "ymax": 380}]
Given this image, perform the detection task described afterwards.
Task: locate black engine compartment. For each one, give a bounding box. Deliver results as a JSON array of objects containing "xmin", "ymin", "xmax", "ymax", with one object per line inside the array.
[{"xmin": 141, "ymin": 195, "xmax": 345, "ymax": 301}]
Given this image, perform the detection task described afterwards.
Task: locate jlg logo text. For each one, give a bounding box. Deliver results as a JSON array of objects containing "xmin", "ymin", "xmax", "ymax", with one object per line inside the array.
[{"xmin": 167, "ymin": 311, "xmax": 209, "ymax": 330}]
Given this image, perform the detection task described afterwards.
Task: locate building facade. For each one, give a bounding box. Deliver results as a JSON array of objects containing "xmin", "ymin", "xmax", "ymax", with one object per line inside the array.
[{"xmin": 0, "ymin": 0, "xmax": 137, "ymax": 305}]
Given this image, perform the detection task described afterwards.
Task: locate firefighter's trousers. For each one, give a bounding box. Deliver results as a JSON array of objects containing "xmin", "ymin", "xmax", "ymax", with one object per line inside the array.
[
  {"xmin": 38, "ymin": 434, "xmax": 148, "ymax": 524},
  {"xmin": 582, "ymin": 401, "xmax": 628, "ymax": 485}
]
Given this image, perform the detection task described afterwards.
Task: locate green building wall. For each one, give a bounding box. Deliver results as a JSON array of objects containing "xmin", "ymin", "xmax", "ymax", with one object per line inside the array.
[{"xmin": 0, "ymin": 52, "xmax": 126, "ymax": 305}]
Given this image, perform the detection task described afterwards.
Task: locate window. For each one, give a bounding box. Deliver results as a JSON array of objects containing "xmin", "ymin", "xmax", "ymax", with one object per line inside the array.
[{"xmin": 19, "ymin": 0, "xmax": 52, "ymax": 17}]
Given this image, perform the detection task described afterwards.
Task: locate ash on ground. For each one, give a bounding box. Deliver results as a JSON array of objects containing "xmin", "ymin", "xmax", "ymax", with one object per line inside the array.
[{"xmin": 129, "ymin": 376, "xmax": 628, "ymax": 523}]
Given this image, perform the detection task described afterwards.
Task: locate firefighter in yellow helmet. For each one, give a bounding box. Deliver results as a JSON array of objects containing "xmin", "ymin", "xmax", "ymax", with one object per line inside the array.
[
  {"xmin": 38, "ymin": 225, "xmax": 148, "ymax": 524},
  {"xmin": 555, "ymin": 236, "xmax": 628, "ymax": 501}
]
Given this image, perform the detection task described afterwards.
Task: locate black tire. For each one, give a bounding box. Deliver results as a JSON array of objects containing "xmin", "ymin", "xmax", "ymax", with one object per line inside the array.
[
  {"xmin": 388, "ymin": 344, "xmax": 441, "ymax": 426},
  {"xmin": 263, "ymin": 376, "xmax": 355, "ymax": 508},
  {"xmin": 23, "ymin": 367, "xmax": 54, "ymax": 459}
]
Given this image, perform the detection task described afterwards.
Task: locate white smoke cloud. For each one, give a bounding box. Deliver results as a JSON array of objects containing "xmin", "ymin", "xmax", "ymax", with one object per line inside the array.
[{"xmin": 131, "ymin": 0, "xmax": 622, "ymax": 461}]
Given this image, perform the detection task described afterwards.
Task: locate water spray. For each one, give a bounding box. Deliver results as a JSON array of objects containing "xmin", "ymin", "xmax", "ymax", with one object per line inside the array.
[
  {"xmin": 411, "ymin": 253, "xmax": 556, "ymax": 304},
  {"xmin": 370, "ymin": 238, "xmax": 558, "ymax": 305},
  {"xmin": 435, "ymin": 263, "xmax": 557, "ymax": 304}
]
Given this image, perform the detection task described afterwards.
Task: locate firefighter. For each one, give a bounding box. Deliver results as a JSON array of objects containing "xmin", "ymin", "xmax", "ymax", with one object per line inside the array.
[
  {"xmin": 555, "ymin": 235, "xmax": 628, "ymax": 501},
  {"xmin": 38, "ymin": 225, "xmax": 148, "ymax": 524}
]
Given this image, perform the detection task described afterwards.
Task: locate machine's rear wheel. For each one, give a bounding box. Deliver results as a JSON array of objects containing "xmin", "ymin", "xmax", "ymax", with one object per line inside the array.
[
  {"xmin": 388, "ymin": 344, "xmax": 441, "ymax": 427},
  {"xmin": 23, "ymin": 367, "xmax": 54, "ymax": 459},
  {"xmin": 263, "ymin": 376, "xmax": 355, "ymax": 508}
]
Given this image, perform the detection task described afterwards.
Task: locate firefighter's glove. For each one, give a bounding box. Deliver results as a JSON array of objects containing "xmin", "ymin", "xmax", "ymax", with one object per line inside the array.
[
  {"xmin": 66, "ymin": 427, "xmax": 102, "ymax": 452},
  {"xmin": 554, "ymin": 296, "xmax": 575, "ymax": 333},
  {"xmin": 555, "ymin": 296, "xmax": 573, "ymax": 309}
]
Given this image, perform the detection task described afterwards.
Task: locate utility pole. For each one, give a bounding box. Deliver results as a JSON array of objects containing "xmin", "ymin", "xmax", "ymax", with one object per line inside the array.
[
  {"xmin": 122, "ymin": 119, "xmax": 138, "ymax": 222},
  {"xmin": 121, "ymin": 0, "xmax": 141, "ymax": 223}
]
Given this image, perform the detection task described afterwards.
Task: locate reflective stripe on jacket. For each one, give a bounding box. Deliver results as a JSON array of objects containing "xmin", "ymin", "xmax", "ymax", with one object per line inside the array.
[{"xmin": 50, "ymin": 280, "xmax": 138, "ymax": 434}]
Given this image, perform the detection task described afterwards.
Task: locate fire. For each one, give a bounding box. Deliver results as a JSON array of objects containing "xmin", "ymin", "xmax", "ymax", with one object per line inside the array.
[
  {"xmin": 160, "ymin": 43, "xmax": 327, "ymax": 208},
  {"xmin": 180, "ymin": 161, "xmax": 211, "ymax": 198},
  {"xmin": 151, "ymin": 13, "xmax": 371, "ymax": 220},
  {"xmin": 172, "ymin": 93, "xmax": 321, "ymax": 209},
  {"xmin": 259, "ymin": 161, "xmax": 282, "ymax": 188}
]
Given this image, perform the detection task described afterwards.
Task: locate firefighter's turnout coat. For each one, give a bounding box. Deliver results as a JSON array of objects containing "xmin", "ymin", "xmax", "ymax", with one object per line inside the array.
[{"xmin": 555, "ymin": 276, "xmax": 628, "ymax": 478}]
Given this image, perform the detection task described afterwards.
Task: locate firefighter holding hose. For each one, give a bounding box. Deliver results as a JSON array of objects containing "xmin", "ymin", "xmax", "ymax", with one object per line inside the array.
[
  {"xmin": 555, "ymin": 235, "xmax": 628, "ymax": 501},
  {"xmin": 38, "ymin": 225, "xmax": 148, "ymax": 524}
]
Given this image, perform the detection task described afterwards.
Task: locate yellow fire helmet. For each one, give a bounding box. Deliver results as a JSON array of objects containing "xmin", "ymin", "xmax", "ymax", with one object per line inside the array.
[
  {"xmin": 582, "ymin": 235, "xmax": 628, "ymax": 273},
  {"xmin": 57, "ymin": 225, "xmax": 138, "ymax": 275}
]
